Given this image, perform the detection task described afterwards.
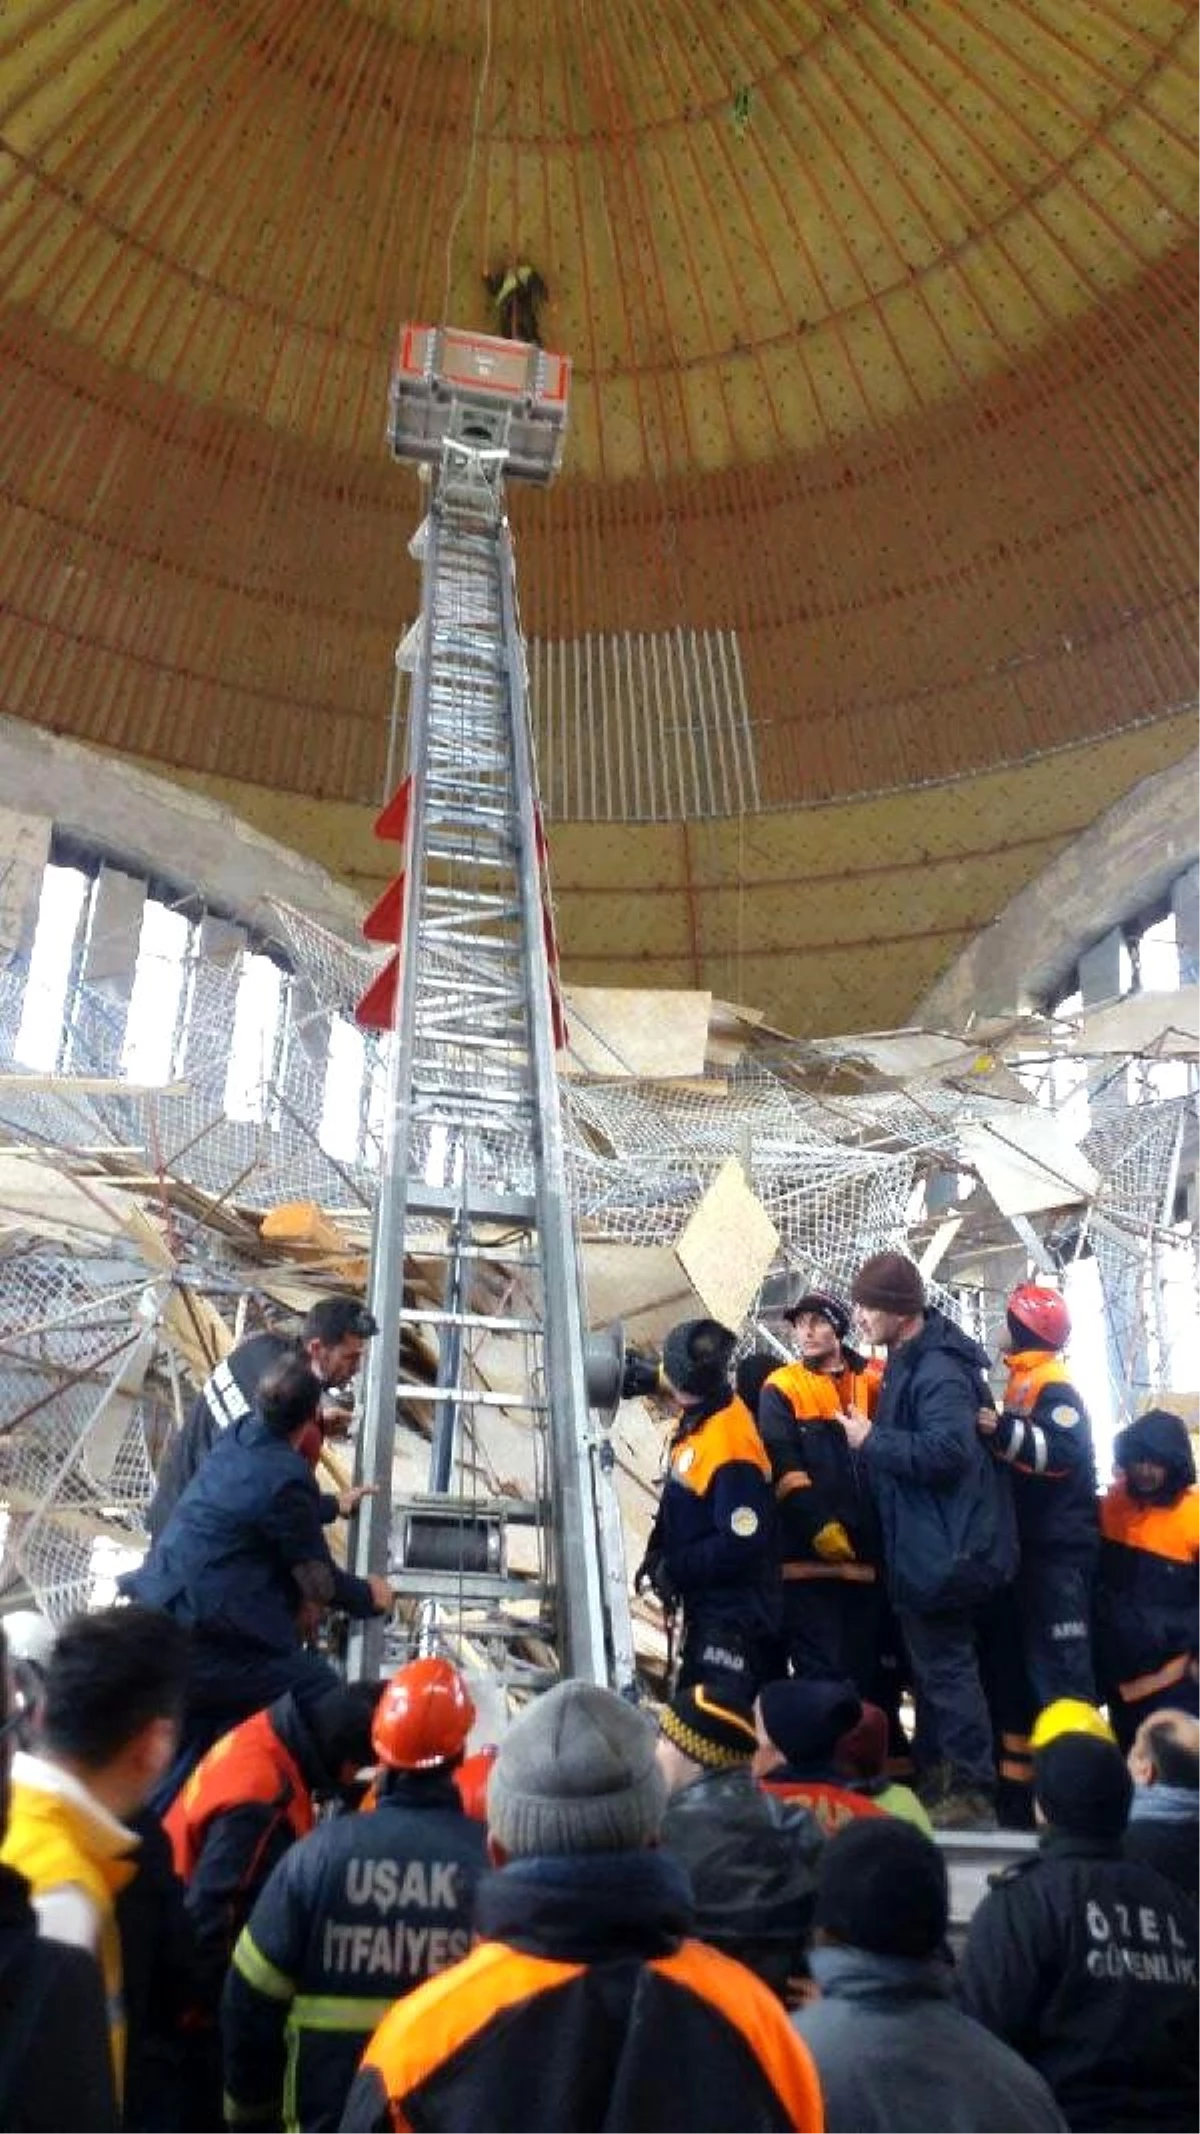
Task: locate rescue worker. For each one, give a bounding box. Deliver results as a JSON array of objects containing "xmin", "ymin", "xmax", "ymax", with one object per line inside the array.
[
  {"xmin": 757, "ymin": 1288, "xmax": 883, "ymax": 1691},
  {"xmin": 753, "ymin": 1678, "xmax": 892, "ymax": 1834},
  {"xmin": 222, "ymin": 1658, "xmax": 486, "ymax": 2132},
  {"xmin": 341, "ymin": 1680, "xmax": 823, "ymax": 2132},
  {"xmin": 959, "ymin": 1720, "xmax": 1198, "ymax": 2131},
  {"xmin": 147, "ymin": 1296, "xmax": 377, "ymax": 1540},
  {"xmin": 979, "ymin": 1284, "xmax": 1098, "ymax": 1706},
  {"xmin": 122, "ymin": 1357, "xmax": 394, "ymax": 1783},
  {"xmin": 165, "ymin": 1682, "xmax": 383, "ymax": 2004},
  {"xmin": 657, "ymin": 1683, "xmax": 822, "ymax": 1998},
  {"xmin": 843, "ymin": 1253, "xmax": 1017, "ymax": 1829},
  {"xmin": 1096, "ymin": 1407, "xmax": 1198, "ymax": 1747},
  {"xmin": 634, "ymin": 1318, "xmax": 780, "ymax": 1700}
]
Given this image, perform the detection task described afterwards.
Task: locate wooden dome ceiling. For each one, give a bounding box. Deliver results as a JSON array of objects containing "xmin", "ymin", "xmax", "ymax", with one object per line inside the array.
[{"xmin": 1, "ymin": 1, "xmax": 1196, "ymax": 1031}]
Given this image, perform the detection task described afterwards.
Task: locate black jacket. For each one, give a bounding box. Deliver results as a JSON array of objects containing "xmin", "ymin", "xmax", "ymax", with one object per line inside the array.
[
  {"xmin": 122, "ymin": 1415, "xmax": 377, "ymax": 1653},
  {"xmin": 224, "ymin": 1769, "xmax": 487, "ymax": 2131},
  {"xmin": 660, "ymin": 1765, "xmax": 822, "ymax": 1995},
  {"xmin": 865, "ymin": 1310, "xmax": 1018, "ymax": 1612},
  {"xmin": 0, "ymin": 1862, "xmax": 118, "ymax": 2132},
  {"xmin": 339, "ymin": 1849, "xmax": 823, "ymax": 2132},
  {"xmin": 147, "ymin": 1333, "xmax": 298, "ymax": 1540},
  {"xmin": 957, "ymin": 1830, "xmax": 1199, "ymax": 2131},
  {"xmin": 115, "ymin": 1809, "xmax": 199, "ymax": 2132}
]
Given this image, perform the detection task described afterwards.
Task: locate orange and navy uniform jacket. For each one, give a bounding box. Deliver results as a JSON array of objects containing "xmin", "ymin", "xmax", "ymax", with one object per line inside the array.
[
  {"xmin": 164, "ymin": 1697, "xmax": 319, "ymax": 2011},
  {"xmin": 653, "ymin": 1389, "xmax": 779, "ymax": 1637},
  {"xmin": 761, "ymin": 1766, "xmax": 889, "ymax": 1837},
  {"xmin": 339, "ymin": 1848, "xmax": 823, "ymax": 2133},
  {"xmin": 1097, "ymin": 1480, "xmax": 1199, "ymax": 1711},
  {"xmin": 987, "ymin": 1350, "xmax": 1098, "ymax": 1557},
  {"xmin": 758, "ymin": 1355, "xmax": 882, "ymax": 1581}
]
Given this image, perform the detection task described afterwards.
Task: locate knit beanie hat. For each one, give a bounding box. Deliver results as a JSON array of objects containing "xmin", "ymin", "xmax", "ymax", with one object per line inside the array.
[
  {"xmin": 1034, "ymin": 1733, "xmax": 1132, "ymax": 1840},
  {"xmin": 851, "ymin": 1252, "xmax": 925, "ymax": 1316},
  {"xmin": 659, "ymin": 1683, "xmax": 758, "ymax": 1770},
  {"xmin": 758, "ymin": 1678, "xmax": 863, "ymax": 1769},
  {"xmin": 487, "ymin": 1681, "xmax": 666, "ymax": 1857},
  {"xmin": 815, "ymin": 1819, "xmax": 948, "ymax": 1958},
  {"xmin": 833, "ymin": 1701, "xmax": 890, "ymax": 1783},
  {"xmin": 661, "ymin": 1318, "xmax": 737, "ymax": 1400},
  {"xmin": 784, "ymin": 1289, "xmax": 850, "ymax": 1340}
]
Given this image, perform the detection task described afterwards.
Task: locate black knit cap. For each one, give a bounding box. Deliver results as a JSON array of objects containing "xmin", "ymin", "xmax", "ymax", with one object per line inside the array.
[
  {"xmin": 661, "ymin": 1319, "xmax": 737, "ymax": 1400},
  {"xmin": 815, "ymin": 1819, "xmax": 948, "ymax": 1958},
  {"xmin": 1034, "ymin": 1733, "xmax": 1133, "ymax": 1840},
  {"xmin": 783, "ymin": 1289, "xmax": 850, "ymax": 1340},
  {"xmin": 659, "ymin": 1684, "xmax": 757, "ymax": 1770},
  {"xmin": 735, "ymin": 1350, "xmax": 779, "ymax": 1417},
  {"xmin": 758, "ymin": 1678, "xmax": 862, "ymax": 1768}
]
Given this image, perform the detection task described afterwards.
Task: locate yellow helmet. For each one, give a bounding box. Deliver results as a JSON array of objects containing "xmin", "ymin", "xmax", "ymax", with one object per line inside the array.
[{"xmin": 1029, "ymin": 1698, "xmax": 1116, "ymax": 1751}]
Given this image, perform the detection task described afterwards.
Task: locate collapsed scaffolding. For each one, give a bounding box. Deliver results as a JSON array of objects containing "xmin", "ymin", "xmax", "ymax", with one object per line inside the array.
[{"xmin": 0, "ymin": 897, "xmax": 1193, "ymax": 1642}]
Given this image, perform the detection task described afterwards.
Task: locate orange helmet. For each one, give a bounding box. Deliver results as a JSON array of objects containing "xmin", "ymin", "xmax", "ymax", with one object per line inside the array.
[
  {"xmin": 371, "ymin": 1658, "xmax": 475, "ymax": 1771},
  {"xmin": 1007, "ymin": 1283, "xmax": 1070, "ymax": 1351}
]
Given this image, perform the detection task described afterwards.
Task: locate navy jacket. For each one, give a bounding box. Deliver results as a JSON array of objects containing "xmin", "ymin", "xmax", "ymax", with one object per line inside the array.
[
  {"xmin": 147, "ymin": 1333, "xmax": 298, "ymax": 1541},
  {"xmin": 653, "ymin": 1389, "xmax": 780, "ymax": 1639},
  {"xmin": 958, "ymin": 1831, "xmax": 1198, "ymax": 2131},
  {"xmin": 122, "ymin": 1415, "xmax": 377, "ymax": 1652},
  {"xmin": 223, "ymin": 1770, "xmax": 486, "ymax": 2131},
  {"xmin": 989, "ymin": 1353, "xmax": 1098, "ymax": 1559},
  {"xmin": 865, "ymin": 1310, "xmax": 1017, "ymax": 1613}
]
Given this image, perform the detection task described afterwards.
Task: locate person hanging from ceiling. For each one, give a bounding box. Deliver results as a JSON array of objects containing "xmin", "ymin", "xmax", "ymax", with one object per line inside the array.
[
  {"xmin": 484, "ymin": 262, "xmax": 548, "ymax": 345},
  {"xmin": 634, "ymin": 1318, "xmax": 782, "ymax": 1702}
]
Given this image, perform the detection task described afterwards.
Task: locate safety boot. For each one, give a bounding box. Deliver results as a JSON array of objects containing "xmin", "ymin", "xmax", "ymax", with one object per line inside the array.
[{"xmin": 930, "ymin": 1786, "xmax": 998, "ymax": 1832}]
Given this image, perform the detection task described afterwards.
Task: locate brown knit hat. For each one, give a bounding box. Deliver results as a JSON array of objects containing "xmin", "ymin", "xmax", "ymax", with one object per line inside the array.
[{"xmin": 851, "ymin": 1252, "xmax": 925, "ymax": 1316}]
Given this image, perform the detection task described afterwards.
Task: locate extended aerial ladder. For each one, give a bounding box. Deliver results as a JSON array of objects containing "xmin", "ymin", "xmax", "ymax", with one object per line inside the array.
[{"xmin": 349, "ymin": 326, "xmax": 633, "ymax": 1696}]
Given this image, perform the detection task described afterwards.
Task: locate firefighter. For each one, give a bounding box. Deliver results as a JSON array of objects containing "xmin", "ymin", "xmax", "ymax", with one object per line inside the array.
[
  {"xmin": 1096, "ymin": 1407, "xmax": 1199, "ymax": 1748},
  {"xmin": 757, "ymin": 1289, "xmax": 884, "ymax": 1692},
  {"xmin": 164, "ymin": 1683, "xmax": 382, "ymax": 2001},
  {"xmin": 222, "ymin": 1657, "xmax": 487, "ymax": 2132},
  {"xmin": 635, "ymin": 1318, "xmax": 780, "ymax": 1700},
  {"xmin": 147, "ymin": 1297, "xmax": 378, "ymax": 1541}
]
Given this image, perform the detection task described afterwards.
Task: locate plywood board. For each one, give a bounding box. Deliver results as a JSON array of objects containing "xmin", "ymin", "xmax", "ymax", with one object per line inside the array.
[
  {"xmin": 561, "ymin": 987, "xmax": 712, "ymax": 1080},
  {"xmin": 959, "ymin": 1111, "xmax": 1098, "ymax": 1218},
  {"xmin": 583, "ymin": 1243, "xmax": 698, "ymax": 1346},
  {"xmin": 1071, "ymin": 987, "xmax": 1198, "ymax": 1058},
  {"xmin": 673, "ymin": 1157, "xmax": 780, "ymax": 1331}
]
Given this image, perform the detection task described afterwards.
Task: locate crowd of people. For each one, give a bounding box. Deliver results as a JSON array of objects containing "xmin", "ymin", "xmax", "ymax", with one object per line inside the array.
[
  {"xmin": 0, "ymin": 1256, "xmax": 1194, "ymax": 2131},
  {"xmin": 637, "ymin": 1254, "xmax": 1199, "ymax": 1832},
  {"xmin": 0, "ymin": 1624, "xmax": 1196, "ymax": 2132}
]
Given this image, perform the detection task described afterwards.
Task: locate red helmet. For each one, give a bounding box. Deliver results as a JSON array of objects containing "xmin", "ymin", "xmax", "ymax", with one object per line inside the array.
[
  {"xmin": 453, "ymin": 1744, "xmax": 499, "ymax": 1821},
  {"xmin": 371, "ymin": 1658, "xmax": 475, "ymax": 1771},
  {"xmin": 1007, "ymin": 1283, "xmax": 1070, "ymax": 1350}
]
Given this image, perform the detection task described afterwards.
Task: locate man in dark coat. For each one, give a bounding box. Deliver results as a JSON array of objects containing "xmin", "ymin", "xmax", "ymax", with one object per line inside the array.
[
  {"xmin": 122, "ymin": 1357, "xmax": 393, "ymax": 1790},
  {"xmin": 841, "ymin": 1252, "xmax": 1017, "ymax": 1828},
  {"xmin": 1096, "ymin": 1407, "xmax": 1198, "ymax": 1745},
  {"xmin": 657, "ymin": 1682, "xmax": 823, "ymax": 1997},
  {"xmin": 958, "ymin": 1728, "xmax": 1198, "ymax": 2132},
  {"xmin": 793, "ymin": 1818, "xmax": 1065, "ymax": 2131}
]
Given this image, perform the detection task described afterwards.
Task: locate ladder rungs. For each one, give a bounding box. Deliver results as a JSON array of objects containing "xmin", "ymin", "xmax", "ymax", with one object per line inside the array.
[
  {"xmin": 392, "ymin": 1491, "xmax": 548, "ymax": 1524},
  {"xmin": 397, "ymin": 1306, "xmax": 543, "ymax": 1335},
  {"xmin": 396, "ymin": 1384, "xmax": 548, "ymax": 1409}
]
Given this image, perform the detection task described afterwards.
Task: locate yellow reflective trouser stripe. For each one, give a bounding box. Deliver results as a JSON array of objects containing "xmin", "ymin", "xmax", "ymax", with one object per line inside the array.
[
  {"xmin": 289, "ymin": 1994, "xmax": 396, "ymax": 2033},
  {"xmin": 225, "ymin": 2092, "xmax": 274, "ymax": 2127},
  {"xmin": 232, "ymin": 1929, "xmax": 296, "ymax": 2004}
]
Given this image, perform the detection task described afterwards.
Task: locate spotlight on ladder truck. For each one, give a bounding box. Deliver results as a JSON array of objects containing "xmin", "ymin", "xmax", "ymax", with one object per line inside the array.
[{"xmin": 349, "ymin": 325, "xmax": 635, "ymax": 1698}]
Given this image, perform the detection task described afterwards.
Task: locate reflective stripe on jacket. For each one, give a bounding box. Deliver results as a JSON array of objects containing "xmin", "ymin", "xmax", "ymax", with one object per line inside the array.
[{"xmin": 990, "ymin": 1350, "xmax": 1098, "ymax": 1556}]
